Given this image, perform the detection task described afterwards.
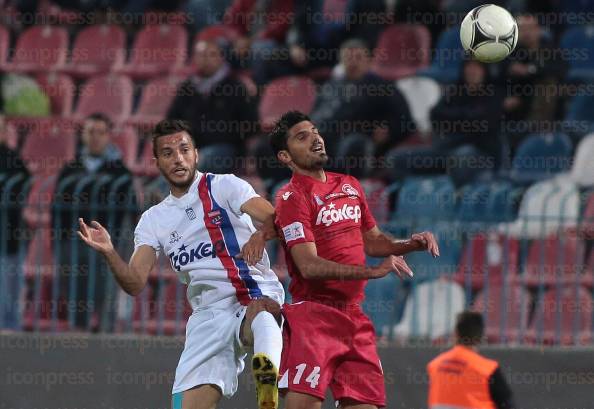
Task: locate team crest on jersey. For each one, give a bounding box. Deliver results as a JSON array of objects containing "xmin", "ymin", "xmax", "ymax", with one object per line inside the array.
[
  {"xmin": 342, "ymin": 184, "xmax": 359, "ymax": 197},
  {"xmin": 185, "ymin": 207, "xmax": 197, "ymax": 220},
  {"xmin": 169, "ymin": 231, "xmax": 182, "ymax": 244},
  {"xmin": 208, "ymin": 210, "xmax": 223, "ymax": 225}
]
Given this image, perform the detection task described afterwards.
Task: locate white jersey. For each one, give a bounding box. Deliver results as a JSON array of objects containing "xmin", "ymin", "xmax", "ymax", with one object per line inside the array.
[{"xmin": 134, "ymin": 172, "xmax": 284, "ymax": 310}]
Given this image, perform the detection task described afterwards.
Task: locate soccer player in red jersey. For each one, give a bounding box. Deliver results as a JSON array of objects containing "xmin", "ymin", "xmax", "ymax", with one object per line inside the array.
[{"xmin": 268, "ymin": 111, "xmax": 440, "ymax": 409}]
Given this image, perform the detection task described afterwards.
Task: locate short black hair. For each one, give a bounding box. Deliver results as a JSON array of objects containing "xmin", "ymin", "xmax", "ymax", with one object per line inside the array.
[
  {"xmin": 85, "ymin": 112, "xmax": 113, "ymax": 130},
  {"xmin": 455, "ymin": 311, "xmax": 484, "ymax": 346},
  {"xmin": 152, "ymin": 119, "xmax": 194, "ymax": 157},
  {"xmin": 268, "ymin": 111, "xmax": 311, "ymax": 156}
]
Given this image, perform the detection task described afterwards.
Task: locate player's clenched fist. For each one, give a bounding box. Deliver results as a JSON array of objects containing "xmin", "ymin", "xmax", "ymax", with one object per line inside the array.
[{"xmin": 371, "ymin": 255, "xmax": 414, "ymax": 280}]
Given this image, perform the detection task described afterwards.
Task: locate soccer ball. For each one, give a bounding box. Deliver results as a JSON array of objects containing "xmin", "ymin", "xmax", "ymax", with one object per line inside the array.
[{"xmin": 460, "ymin": 4, "xmax": 518, "ymax": 63}]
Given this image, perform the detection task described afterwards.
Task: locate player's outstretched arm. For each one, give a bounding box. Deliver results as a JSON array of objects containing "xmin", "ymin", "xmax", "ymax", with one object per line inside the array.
[
  {"xmin": 238, "ymin": 197, "xmax": 278, "ymax": 265},
  {"xmin": 363, "ymin": 226, "xmax": 440, "ymax": 258},
  {"xmin": 290, "ymin": 242, "xmax": 414, "ymax": 280},
  {"xmin": 77, "ymin": 218, "xmax": 155, "ymax": 296}
]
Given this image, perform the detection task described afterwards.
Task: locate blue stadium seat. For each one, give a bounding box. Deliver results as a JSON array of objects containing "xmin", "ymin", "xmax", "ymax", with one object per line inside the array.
[
  {"xmin": 560, "ymin": 26, "xmax": 594, "ymax": 83},
  {"xmin": 417, "ymin": 27, "xmax": 464, "ymax": 84},
  {"xmin": 565, "ymin": 94, "xmax": 594, "ymax": 137},
  {"xmin": 510, "ymin": 133, "xmax": 573, "ymax": 183},
  {"xmin": 457, "ymin": 181, "xmax": 523, "ymax": 223},
  {"xmin": 396, "ymin": 176, "xmax": 457, "ymax": 221},
  {"xmin": 457, "ymin": 182, "xmax": 491, "ymax": 222}
]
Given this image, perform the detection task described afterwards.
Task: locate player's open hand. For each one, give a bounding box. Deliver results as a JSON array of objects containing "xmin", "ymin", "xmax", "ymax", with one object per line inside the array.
[
  {"xmin": 77, "ymin": 218, "xmax": 114, "ymax": 255},
  {"xmin": 237, "ymin": 230, "xmax": 265, "ymax": 266},
  {"xmin": 373, "ymin": 255, "xmax": 414, "ymax": 280},
  {"xmin": 411, "ymin": 231, "xmax": 440, "ymax": 257}
]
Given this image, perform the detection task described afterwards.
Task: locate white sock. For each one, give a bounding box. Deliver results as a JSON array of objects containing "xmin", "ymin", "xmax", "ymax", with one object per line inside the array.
[{"xmin": 251, "ymin": 311, "xmax": 282, "ymax": 370}]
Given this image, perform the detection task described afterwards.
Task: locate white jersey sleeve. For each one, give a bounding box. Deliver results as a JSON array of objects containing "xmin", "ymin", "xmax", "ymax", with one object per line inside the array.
[
  {"xmin": 134, "ymin": 209, "xmax": 162, "ymax": 255},
  {"xmin": 214, "ymin": 174, "xmax": 260, "ymax": 217}
]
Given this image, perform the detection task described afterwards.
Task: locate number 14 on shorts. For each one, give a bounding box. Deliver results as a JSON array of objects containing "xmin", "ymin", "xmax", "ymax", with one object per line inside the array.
[{"xmin": 293, "ymin": 363, "xmax": 321, "ymax": 388}]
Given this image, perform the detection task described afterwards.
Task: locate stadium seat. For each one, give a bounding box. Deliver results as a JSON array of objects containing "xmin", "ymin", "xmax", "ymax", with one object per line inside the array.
[
  {"xmin": 569, "ymin": 133, "xmax": 594, "ymax": 187},
  {"xmin": 195, "ymin": 23, "xmax": 239, "ymax": 42},
  {"xmin": 360, "ymin": 178, "xmax": 389, "ymax": 225},
  {"xmin": 127, "ymin": 76, "xmax": 184, "ymax": 129},
  {"xmin": 396, "ymin": 76, "xmax": 440, "ymax": 136},
  {"xmin": 510, "ymin": 133, "xmax": 573, "ymax": 183},
  {"xmin": 133, "ymin": 139, "xmax": 160, "ymax": 178},
  {"xmin": 457, "ymin": 181, "xmax": 523, "ymax": 223},
  {"xmin": 73, "ymin": 74, "xmax": 134, "ymax": 124},
  {"xmin": 36, "ymin": 73, "xmax": 75, "ymax": 117},
  {"xmin": 20, "ymin": 119, "xmax": 76, "ymax": 176},
  {"xmin": 111, "ymin": 126, "xmax": 139, "ymax": 169},
  {"xmin": 117, "ymin": 25, "xmax": 188, "ymax": 79},
  {"xmin": 455, "ymin": 232, "xmax": 520, "ymax": 291},
  {"xmin": 417, "ymin": 27, "xmax": 464, "ymax": 84},
  {"xmin": 7, "ymin": 25, "xmax": 68, "ymax": 73},
  {"xmin": 527, "ymin": 286, "xmax": 593, "ymax": 345},
  {"xmin": 372, "ymin": 24, "xmax": 431, "ymax": 81},
  {"xmin": 566, "ymin": 94, "xmax": 594, "ymax": 138},
  {"xmin": 396, "ymin": 175, "xmax": 456, "ymax": 221},
  {"xmin": 0, "ymin": 25, "xmax": 9, "ymax": 69},
  {"xmin": 560, "ymin": 26, "xmax": 594, "ymax": 82},
  {"xmin": 22, "ymin": 175, "xmax": 58, "ymax": 228},
  {"xmin": 65, "ymin": 24, "xmax": 126, "ymax": 78},
  {"xmin": 472, "ymin": 282, "xmax": 531, "ymax": 343},
  {"xmin": 520, "ymin": 230, "xmax": 586, "ymax": 287},
  {"xmin": 501, "ymin": 177, "xmax": 580, "ymax": 238},
  {"xmin": 392, "ymin": 279, "xmax": 465, "ymax": 341},
  {"xmin": 259, "ymin": 76, "xmax": 317, "ymax": 131}
]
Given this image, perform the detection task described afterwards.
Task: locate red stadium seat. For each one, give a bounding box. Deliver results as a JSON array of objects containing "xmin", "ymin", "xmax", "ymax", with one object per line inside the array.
[
  {"xmin": 472, "ymin": 282, "xmax": 531, "ymax": 343},
  {"xmin": 526, "ymin": 286, "xmax": 593, "ymax": 345},
  {"xmin": 7, "ymin": 25, "xmax": 68, "ymax": 73},
  {"xmin": 372, "ymin": 24, "xmax": 431, "ymax": 81},
  {"xmin": 259, "ymin": 76, "xmax": 317, "ymax": 131},
  {"xmin": 521, "ymin": 230, "xmax": 586, "ymax": 287},
  {"xmin": 20, "ymin": 119, "xmax": 75, "ymax": 176},
  {"xmin": 127, "ymin": 76, "xmax": 183, "ymax": 129},
  {"xmin": 195, "ymin": 24, "xmax": 239, "ymax": 42},
  {"xmin": 22, "ymin": 175, "xmax": 58, "ymax": 228},
  {"xmin": 111, "ymin": 125, "xmax": 139, "ymax": 168},
  {"xmin": 0, "ymin": 25, "xmax": 9, "ymax": 69},
  {"xmin": 36, "ymin": 73, "xmax": 75, "ymax": 117},
  {"xmin": 65, "ymin": 24, "xmax": 126, "ymax": 78},
  {"xmin": 73, "ymin": 74, "xmax": 134, "ymax": 124},
  {"xmin": 117, "ymin": 25, "xmax": 188, "ymax": 79},
  {"xmin": 133, "ymin": 139, "xmax": 159, "ymax": 178},
  {"xmin": 455, "ymin": 233, "xmax": 520, "ymax": 291},
  {"xmin": 360, "ymin": 179, "xmax": 389, "ymax": 225}
]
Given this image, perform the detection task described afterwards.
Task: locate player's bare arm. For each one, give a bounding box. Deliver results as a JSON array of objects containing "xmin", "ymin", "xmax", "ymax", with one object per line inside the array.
[
  {"xmin": 238, "ymin": 196, "xmax": 277, "ymax": 266},
  {"xmin": 77, "ymin": 218, "xmax": 155, "ymax": 295},
  {"xmin": 290, "ymin": 241, "xmax": 413, "ymax": 280},
  {"xmin": 362, "ymin": 226, "xmax": 440, "ymax": 258}
]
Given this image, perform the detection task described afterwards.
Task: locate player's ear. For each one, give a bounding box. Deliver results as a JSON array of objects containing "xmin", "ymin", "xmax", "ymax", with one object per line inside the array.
[{"xmin": 277, "ymin": 150, "xmax": 291, "ymax": 165}]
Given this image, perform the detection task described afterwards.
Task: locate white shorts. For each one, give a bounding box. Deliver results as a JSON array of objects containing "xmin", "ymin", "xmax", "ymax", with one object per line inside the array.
[{"xmin": 172, "ymin": 303, "xmax": 247, "ymax": 397}]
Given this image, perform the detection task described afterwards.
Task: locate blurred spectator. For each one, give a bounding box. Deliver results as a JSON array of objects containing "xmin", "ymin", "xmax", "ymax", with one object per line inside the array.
[
  {"xmin": 167, "ymin": 39, "xmax": 258, "ymax": 173},
  {"xmin": 0, "ymin": 114, "xmax": 30, "ymax": 330},
  {"xmin": 310, "ymin": 39, "xmax": 415, "ymax": 177},
  {"xmin": 52, "ymin": 113, "xmax": 136, "ymax": 331},
  {"xmin": 224, "ymin": 0, "xmax": 294, "ymax": 85},
  {"xmin": 387, "ymin": 60, "xmax": 503, "ymax": 185},
  {"xmin": 501, "ymin": 14, "xmax": 564, "ymax": 145},
  {"xmin": 186, "ymin": 0, "xmax": 234, "ymax": 32}
]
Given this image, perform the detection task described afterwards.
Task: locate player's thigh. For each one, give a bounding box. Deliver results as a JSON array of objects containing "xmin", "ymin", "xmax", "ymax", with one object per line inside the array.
[
  {"xmin": 240, "ymin": 296, "xmax": 282, "ymax": 345},
  {"xmin": 172, "ymin": 384, "xmax": 222, "ymax": 409},
  {"xmin": 284, "ymin": 391, "xmax": 323, "ymax": 409},
  {"xmin": 338, "ymin": 399, "xmax": 378, "ymax": 409}
]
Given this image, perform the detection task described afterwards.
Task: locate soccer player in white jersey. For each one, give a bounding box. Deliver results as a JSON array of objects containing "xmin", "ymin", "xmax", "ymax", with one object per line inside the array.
[{"xmin": 77, "ymin": 120, "xmax": 285, "ymax": 409}]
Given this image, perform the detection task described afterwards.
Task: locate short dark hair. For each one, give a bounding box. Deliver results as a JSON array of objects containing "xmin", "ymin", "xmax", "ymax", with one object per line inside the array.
[
  {"xmin": 268, "ymin": 111, "xmax": 311, "ymax": 156},
  {"xmin": 152, "ymin": 119, "xmax": 194, "ymax": 157},
  {"xmin": 455, "ymin": 311, "xmax": 484, "ymax": 346},
  {"xmin": 85, "ymin": 112, "xmax": 113, "ymax": 130}
]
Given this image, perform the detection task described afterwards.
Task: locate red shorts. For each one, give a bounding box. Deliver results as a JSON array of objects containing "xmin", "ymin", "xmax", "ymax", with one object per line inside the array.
[{"xmin": 279, "ymin": 301, "xmax": 386, "ymax": 407}]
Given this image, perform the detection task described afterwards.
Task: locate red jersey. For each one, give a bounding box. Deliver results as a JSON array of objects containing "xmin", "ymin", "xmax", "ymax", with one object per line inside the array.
[{"xmin": 274, "ymin": 171, "xmax": 377, "ymax": 305}]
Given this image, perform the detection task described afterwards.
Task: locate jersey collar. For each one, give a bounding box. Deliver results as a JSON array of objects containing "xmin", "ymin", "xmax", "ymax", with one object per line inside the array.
[{"xmin": 164, "ymin": 171, "xmax": 203, "ymax": 208}]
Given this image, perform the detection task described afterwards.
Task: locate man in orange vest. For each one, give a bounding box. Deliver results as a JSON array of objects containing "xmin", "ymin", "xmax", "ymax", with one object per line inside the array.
[{"xmin": 427, "ymin": 311, "xmax": 516, "ymax": 409}]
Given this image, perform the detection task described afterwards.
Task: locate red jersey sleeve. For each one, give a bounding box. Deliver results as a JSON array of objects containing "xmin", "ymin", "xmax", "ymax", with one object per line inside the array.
[
  {"xmin": 275, "ymin": 188, "xmax": 315, "ymax": 249},
  {"xmin": 351, "ymin": 177, "xmax": 377, "ymax": 232}
]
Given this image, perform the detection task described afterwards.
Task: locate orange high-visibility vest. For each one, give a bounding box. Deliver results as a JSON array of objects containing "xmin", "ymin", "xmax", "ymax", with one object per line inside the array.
[{"xmin": 427, "ymin": 345, "xmax": 499, "ymax": 409}]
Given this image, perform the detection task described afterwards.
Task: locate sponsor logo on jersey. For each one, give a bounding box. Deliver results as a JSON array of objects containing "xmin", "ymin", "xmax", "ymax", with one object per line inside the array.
[
  {"xmin": 282, "ymin": 221, "xmax": 306, "ymax": 242},
  {"xmin": 167, "ymin": 242, "xmax": 216, "ymax": 271},
  {"xmin": 169, "ymin": 231, "xmax": 182, "ymax": 244},
  {"xmin": 208, "ymin": 210, "xmax": 222, "ymax": 225},
  {"xmin": 315, "ymin": 202, "xmax": 361, "ymax": 227},
  {"xmin": 342, "ymin": 184, "xmax": 359, "ymax": 197},
  {"xmin": 282, "ymin": 191, "xmax": 293, "ymax": 201},
  {"xmin": 185, "ymin": 207, "xmax": 197, "ymax": 220}
]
